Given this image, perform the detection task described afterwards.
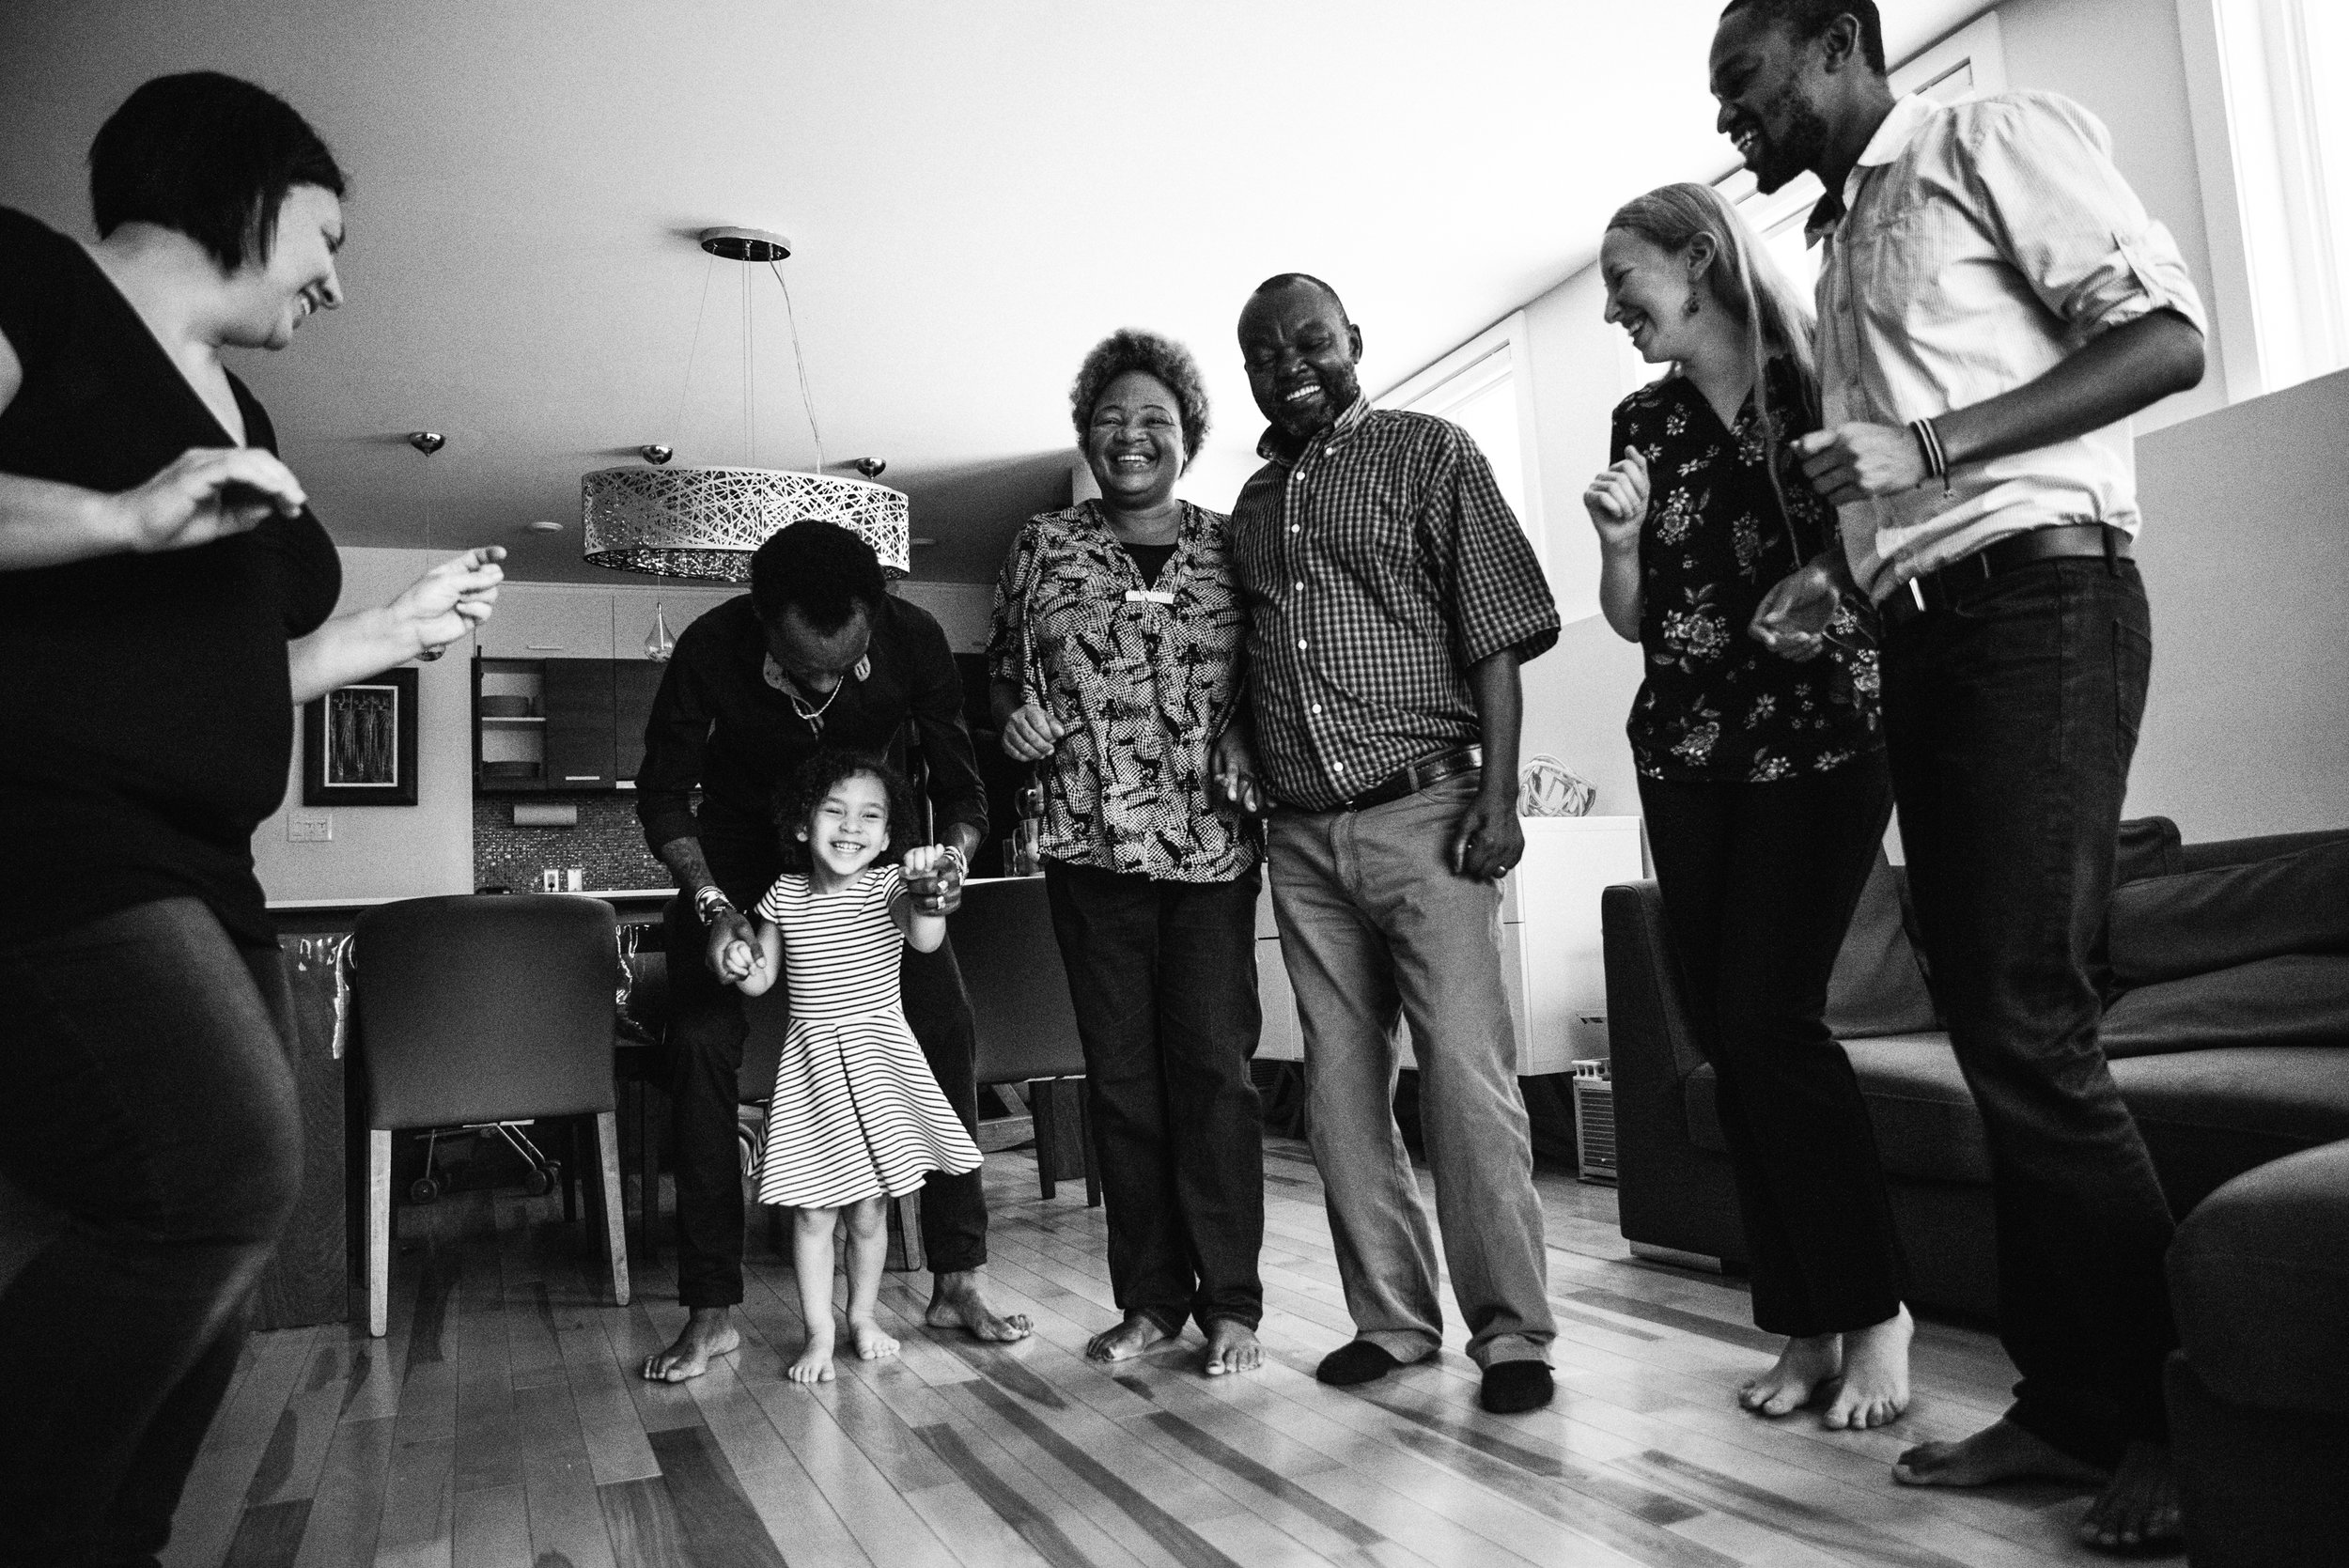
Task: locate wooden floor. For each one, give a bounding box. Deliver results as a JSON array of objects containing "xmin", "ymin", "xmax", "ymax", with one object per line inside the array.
[{"xmin": 164, "ymin": 1140, "xmax": 2121, "ymax": 1568}]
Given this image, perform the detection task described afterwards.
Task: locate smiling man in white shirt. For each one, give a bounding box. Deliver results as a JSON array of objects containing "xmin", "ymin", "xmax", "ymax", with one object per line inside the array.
[{"xmin": 1708, "ymin": 0, "xmax": 2208, "ymax": 1554}]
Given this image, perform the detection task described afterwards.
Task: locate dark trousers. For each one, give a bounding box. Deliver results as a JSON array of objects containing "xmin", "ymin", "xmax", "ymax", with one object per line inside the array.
[
  {"xmin": 1640, "ymin": 761, "xmax": 1904, "ymax": 1339},
  {"xmin": 0, "ymin": 898, "xmax": 303, "ymax": 1568},
  {"xmin": 661, "ymin": 888, "xmax": 987, "ymax": 1306},
  {"xmin": 1044, "ymin": 861, "xmax": 1267, "ymax": 1332},
  {"xmin": 1882, "ymin": 557, "xmax": 2173, "ymax": 1466}
]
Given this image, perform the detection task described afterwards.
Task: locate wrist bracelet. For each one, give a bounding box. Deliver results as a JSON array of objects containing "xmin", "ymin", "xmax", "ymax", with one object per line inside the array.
[
  {"xmin": 937, "ymin": 844, "xmax": 969, "ymax": 877},
  {"xmin": 693, "ymin": 886, "xmax": 735, "ymax": 924},
  {"xmin": 1907, "ymin": 417, "xmax": 1953, "ymax": 498}
]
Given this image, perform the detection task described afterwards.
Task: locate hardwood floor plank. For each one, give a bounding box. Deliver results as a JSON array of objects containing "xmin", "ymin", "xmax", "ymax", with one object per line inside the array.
[
  {"xmin": 512, "ymin": 1379, "xmax": 624, "ymax": 1568},
  {"xmin": 644, "ymin": 1424, "xmax": 791, "ymax": 1567},
  {"xmin": 740, "ymin": 1370, "xmax": 968, "ymax": 1568},
  {"xmin": 914, "ymin": 1421, "xmax": 1125, "ymax": 1568},
  {"xmin": 597, "ymin": 1477, "xmax": 692, "ymax": 1568},
  {"xmin": 163, "ymin": 1327, "xmax": 321, "ymax": 1568},
  {"xmin": 371, "ymin": 1436, "xmax": 455, "ymax": 1568},
  {"xmin": 219, "ymin": 1498, "xmax": 310, "ymax": 1568},
  {"xmin": 557, "ymin": 1314, "xmax": 662, "ymax": 1485},
  {"xmin": 290, "ymin": 1415, "xmax": 397, "ymax": 1568},
  {"xmin": 449, "ymin": 1483, "xmax": 530, "ymax": 1568}
]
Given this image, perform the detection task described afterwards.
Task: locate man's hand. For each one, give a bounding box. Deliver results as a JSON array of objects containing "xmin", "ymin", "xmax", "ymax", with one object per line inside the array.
[
  {"xmin": 1451, "ymin": 786, "xmax": 1524, "ymax": 882},
  {"xmin": 1582, "ymin": 447, "xmax": 1650, "ymax": 551},
  {"xmin": 1749, "ymin": 562, "xmax": 1843, "ymax": 663},
  {"xmin": 703, "ymin": 908, "xmax": 755, "ymax": 980},
  {"xmin": 905, "ymin": 844, "xmax": 965, "ymax": 916},
  {"xmin": 1000, "ymin": 702, "xmax": 1066, "ymax": 762},
  {"xmin": 1795, "ymin": 425, "xmax": 1928, "ymax": 508},
  {"xmin": 1211, "ymin": 724, "xmax": 1264, "ymax": 817}
]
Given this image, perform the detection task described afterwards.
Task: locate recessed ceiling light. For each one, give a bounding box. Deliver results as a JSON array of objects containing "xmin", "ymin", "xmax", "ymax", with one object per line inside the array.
[{"xmin": 525, "ymin": 520, "xmax": 565, "ymax": 534}]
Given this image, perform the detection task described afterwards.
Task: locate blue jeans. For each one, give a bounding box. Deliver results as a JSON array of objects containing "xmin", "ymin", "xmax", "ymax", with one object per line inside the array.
[
  {"xmin": 1268, "ymin": 771, "xmax": 1555, "ymax": 1369},
  {"xmin": 1882, "ymin": 557, "xmax": 2172, "ymax": 1465},
  {"xmin": 1044, "ymin": 861, "xmax": 1266, "ymax": 1333},
  {"xmin": 0, "ymin": 898, "xmax": 303, "ymax": 1568}
]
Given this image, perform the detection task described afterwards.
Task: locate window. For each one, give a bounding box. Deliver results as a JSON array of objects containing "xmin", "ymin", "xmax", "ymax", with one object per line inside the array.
[
  {"xmin": 1377, "ymin": 311, "xmax": 1546, "ymax": 568},
  {"xmin": 2189, "ymin": 0, "xmax": 2349, "ymax": 395}
]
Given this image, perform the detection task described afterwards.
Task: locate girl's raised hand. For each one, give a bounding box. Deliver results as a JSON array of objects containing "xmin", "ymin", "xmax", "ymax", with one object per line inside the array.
[
  {"xmin": 1583, "ymin": 447, "xmax": 1650, "ymax": 551},
  {"xmin": 716, "ymin": 938, "xmax": 759, "ymax": 983}
]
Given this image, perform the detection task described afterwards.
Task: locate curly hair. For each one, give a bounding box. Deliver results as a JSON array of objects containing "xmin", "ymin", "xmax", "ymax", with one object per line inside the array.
[
  {"xmin": 749, "ymin": 520, "xmax": 887, "ymax": 634},
  {"xmin": 1068, "ymin": 329, "xmax": 1210, "ymax": 467},
  {"xmin": 770, "ymin": 749, "xmax": 919, "ymax": 872}
]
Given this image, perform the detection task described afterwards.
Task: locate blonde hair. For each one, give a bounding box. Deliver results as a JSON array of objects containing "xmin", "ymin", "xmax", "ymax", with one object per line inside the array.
[{"xmin": 1606, "ymin": 182, "xmax": 1818, "ymax": 531}]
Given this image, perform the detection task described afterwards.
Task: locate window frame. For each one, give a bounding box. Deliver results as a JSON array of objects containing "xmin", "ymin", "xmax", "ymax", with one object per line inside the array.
[{"xmin": 1375, "ymin": 309, "xmax": 1548, "ymax": 571}]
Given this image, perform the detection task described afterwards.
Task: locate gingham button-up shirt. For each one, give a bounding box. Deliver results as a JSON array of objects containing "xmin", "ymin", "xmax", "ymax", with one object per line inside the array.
[
  {"xmin": 1230, "ymin": 397, "xmax": 1559, "ymax": 811},
  {"xmin": 1809, "ymin": 91, "xmax": 2208, "ymax": 602}
]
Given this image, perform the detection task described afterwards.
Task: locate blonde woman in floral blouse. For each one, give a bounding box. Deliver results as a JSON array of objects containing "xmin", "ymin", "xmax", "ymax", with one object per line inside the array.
[
  {"xmin": 988, "ymin": 329, "xmax": 1266, "ymax": 1376},
  {"xmin": 1586, "ymin": 183, "xmax": 1912, "ymax": 1428}
]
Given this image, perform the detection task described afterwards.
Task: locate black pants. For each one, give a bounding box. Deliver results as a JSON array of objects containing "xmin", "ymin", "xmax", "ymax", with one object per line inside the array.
[
  {"xmin": 1883, "ymin": 557, "xmax": 2172, "ymax": 1467},
  {"xmin": 1640, "ymin": 760, "xmax": 1903, "ymax": 1339},
  {"xmin": 1044, "ymin": 861, "xmax": 1266, "ymax": 1332},
  {"xmin": 661, "ymin": 885, "xmax": 987, "ymax": 1306},
  {"xmin": 0, "ymin": 898, "xmax": 303, "ymax": 1568}
]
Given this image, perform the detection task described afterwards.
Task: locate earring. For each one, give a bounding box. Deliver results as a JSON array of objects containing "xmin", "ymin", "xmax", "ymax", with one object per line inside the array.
[{"xmin": 1684, "ymin": 293, "xmax": 1702, "ymax": 318}]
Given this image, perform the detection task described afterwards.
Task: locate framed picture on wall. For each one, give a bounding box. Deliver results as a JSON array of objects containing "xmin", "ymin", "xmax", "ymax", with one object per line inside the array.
[{"xmin": 302, "ymin": 666, "xmax": 419, "ymax": 807}]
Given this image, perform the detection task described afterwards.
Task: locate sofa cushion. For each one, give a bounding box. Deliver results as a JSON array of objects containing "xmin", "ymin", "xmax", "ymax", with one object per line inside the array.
[
  {"xmin": 2102, "ymin": 955, "xmax": 2349, "ymax": 1059},
  {"xmin": 2114, "ymin": 815, "xmax": 2186, "ymax": 885},
  {"xmin": 2168, "ymin": 1139, "xmax": 2349, "ymax": 1417},
  {"xmin": 1683, "ymin": 1032, "xmax": 1992, "ymax": 1185},
  {"xmin": 2108, "ymin": 839, "xmax": 2349, "ymax": 987},
  {"xmin": 1822, "ymin": 854, "xmax": 1940, "ymax": 1039}
]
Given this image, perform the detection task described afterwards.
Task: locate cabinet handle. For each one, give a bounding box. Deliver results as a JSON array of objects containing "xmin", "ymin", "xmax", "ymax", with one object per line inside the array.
[
  {"xmin": 525, "ymin": 644, "xmax": 565, "ymax": 651},
  {"xmin": 564, "ymin": 774, "xmax": 604, "ymax": 782}
]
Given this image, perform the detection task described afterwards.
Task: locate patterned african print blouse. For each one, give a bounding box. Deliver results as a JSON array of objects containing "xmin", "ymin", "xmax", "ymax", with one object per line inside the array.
[
  {"xmin": 988, "ymin": 500, "xmax": 1257, "ymax": 882},
  {"xmin": 1613, "ymin": 363, "xmax": 1883, "ymax": 784}
]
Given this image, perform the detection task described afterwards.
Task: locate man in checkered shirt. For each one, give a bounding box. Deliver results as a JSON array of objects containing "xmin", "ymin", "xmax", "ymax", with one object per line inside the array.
[{"xmin": 1225, "ymin": 273, "xmax": 1563, "ymax": 1415}]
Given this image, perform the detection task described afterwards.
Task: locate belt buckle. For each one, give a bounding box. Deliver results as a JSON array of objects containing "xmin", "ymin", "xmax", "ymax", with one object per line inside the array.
[{"xmin": 1907, "ymin": 578, "xmax": 1927, "ymax": 613}]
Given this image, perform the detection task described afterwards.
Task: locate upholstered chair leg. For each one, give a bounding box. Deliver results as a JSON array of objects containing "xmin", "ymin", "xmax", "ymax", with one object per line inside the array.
[
  {"xmin": 368, "ymin": 1128, "xmax": 393, "ymax": 1337},
  {"xmin": 595, "ymin": 1110, "xmax": 630, "ymax": 1306}
]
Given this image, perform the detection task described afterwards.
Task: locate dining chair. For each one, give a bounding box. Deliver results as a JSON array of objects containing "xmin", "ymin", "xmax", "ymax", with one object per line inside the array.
[
  {"xmin": 949, "ymin": 877, "xmax": 1100, "ymax": 1205},
  {"xmin": 352, "ymin": 893, "xmax": 630, "ymax": 1336}
]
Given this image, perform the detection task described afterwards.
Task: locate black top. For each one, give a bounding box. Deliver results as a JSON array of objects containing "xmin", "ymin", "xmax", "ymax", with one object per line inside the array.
[
  {"xmin": 635, "ymin": 594, "xmax": 989, "ymax": 897},
  {"xmin": 1611, "ymin": 364, "xmax": 1881, "ymax": 783},
  {"xmin": 0, "ymin": 208, "xmax": 342, "ymax": 947},
  {"xmin": 1119, "ymin": 539, "xmax": 1176, "ymax": 587}
]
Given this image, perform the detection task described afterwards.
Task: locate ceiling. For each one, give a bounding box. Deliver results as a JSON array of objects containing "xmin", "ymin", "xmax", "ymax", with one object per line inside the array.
[{"xmin": 1, "ymin": 0, "xmax": 1990, "ymax": 584}]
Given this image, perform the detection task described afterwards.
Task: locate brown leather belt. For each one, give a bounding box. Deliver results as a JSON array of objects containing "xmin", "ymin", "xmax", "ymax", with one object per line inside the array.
[
  {"xmin": 1332, "ymin": 745, "xmax": 1482, "ymax": 813},
  {"xmin": 1882, "ymin": 523, "xmax": 2131, "ymax": 628}
]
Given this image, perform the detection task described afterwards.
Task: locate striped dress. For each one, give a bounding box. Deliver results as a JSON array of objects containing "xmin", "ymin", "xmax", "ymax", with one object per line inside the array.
[{"xmin": 752, "ymin": 866, "xmax": 982, "ymax": 1210}]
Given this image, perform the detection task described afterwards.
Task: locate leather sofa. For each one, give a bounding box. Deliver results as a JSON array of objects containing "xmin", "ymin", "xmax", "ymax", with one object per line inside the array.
[{"xmin": 1600, "ymin": 816, "xmax": 2349, "ymax": 1318}]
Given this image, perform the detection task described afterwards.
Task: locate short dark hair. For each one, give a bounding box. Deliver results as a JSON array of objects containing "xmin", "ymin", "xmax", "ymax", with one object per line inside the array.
[
  {"xmin": 771, "ymin": 749, "xmax": 919, "ymax": 870},
  {"xmin": 1718, "ymin": 0, "xmax": 1887, "ymax": 75},
  {"xmin": 1067, "ymin": 329, "xmax": 1211, "ymax": 465},
  {"xmin": 1251, "ymin": 272, "xmax": 1349, "ymax": 319},
  {"xmin": 89, "ymin": 71, "xmax": 346, "ymax": 273},
  {"xmin": 749, "ymin": 520, "xmax": 888, "ymax": 633}
]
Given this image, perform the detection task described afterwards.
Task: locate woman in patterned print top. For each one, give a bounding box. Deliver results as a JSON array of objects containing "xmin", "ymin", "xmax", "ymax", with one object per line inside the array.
[
  {"xmin": 988, "ymin": 330, "xmax": 1267, "ymax": 1379},
  {"xmin": 1586, "ymin": 183, "xmax": 1912, "ymax": 1429}
]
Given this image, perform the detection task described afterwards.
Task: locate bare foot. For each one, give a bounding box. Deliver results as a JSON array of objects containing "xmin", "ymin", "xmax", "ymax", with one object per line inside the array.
[
  {"xmin": 1893, "ymin": 1418, "xmax": 2108, "ymax": 1489},
  {"xmin": 924, "ymin": 1268, "xmax": 1032, "ymax": 1342},
  {"xmin": 1739, "ymin": 1332, "xmax": 1841, "ymax": 1418},
  {"xmin": 2077, "ymin": 1442, "xmax": 2182, "ymax": 1554},
  {"xmin": 848, "ymin": 1315, "xmax": 900, "ymax": 1362},
  {"xmin": 642, "ymin": 1306, "xmax": 741, "ymax": 1382},
  {"xmin": 1201, "ymin": 1319, "xmax": 1262, "ymax": 1377},
  {"xmin": 787, "ymin": 1328, "xmax": 837, "ymax": 1383},
  {"xmin": 1086, "ymin": 1312, "xmax": 1177, "ymax": 1363},
  {"xmin": 1823, "ymin": 1306, "xmax": 1912, "ymax": 1430}
]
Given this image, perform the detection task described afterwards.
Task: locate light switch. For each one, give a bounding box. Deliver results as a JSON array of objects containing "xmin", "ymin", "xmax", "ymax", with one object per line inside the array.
[{"xmin": 288, "ymin": 812, "xmax": 333, "ymax": 843}]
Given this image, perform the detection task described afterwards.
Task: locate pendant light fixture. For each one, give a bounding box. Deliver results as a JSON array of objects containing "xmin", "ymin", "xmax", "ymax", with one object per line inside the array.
[
  {"xmin": 408, "ymin": 430, "xmax": 447, "ymax": 660},
  {"xmin": 581, "ymin": 227, "xmax": 910, "ymax": 582}
]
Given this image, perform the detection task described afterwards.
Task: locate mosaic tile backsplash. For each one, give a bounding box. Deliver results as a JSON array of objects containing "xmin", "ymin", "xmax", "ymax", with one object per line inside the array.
[{"xmin": 474, "ymin": 793, "xmax": 675, "ymax": 893}]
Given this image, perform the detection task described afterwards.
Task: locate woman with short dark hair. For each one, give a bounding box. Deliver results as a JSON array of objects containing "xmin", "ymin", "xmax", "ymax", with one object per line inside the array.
[
  {"xmin": 0, "ymin": 71, "xmax": 503, "ymax": 1564},
  {"xmin": 988, "ymin": 329, "xmax": 1268, "ymax": 1375}
]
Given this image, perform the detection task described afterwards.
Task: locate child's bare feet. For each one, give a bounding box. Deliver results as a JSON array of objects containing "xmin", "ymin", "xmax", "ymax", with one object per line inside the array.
[
  {"xmin": 787, "ymin": 1327, "xmax": 836, "ymax": 1383},
  {"xmin": 1201, "ymin": 1318, "xmax": 1262, "ymax": 1377},
  {"xmin": 849, "ymin": 1316, "xmax": 899, "ymax": 1362},
  {"xmin": 1822, "ymin": 1306, "xmax": 1912, "ymax": 1430},
  {"xmin": 1739, "ymin": 1331, "xmax": 1841, "ymax": 1417},
  {"xmin": 1086, "ymin": 1312, "xmax": 1178, "ymax": 1363},
  {"xmin": 642, "ymin": 1307, "xmax": 741, "ymax": 1382}
]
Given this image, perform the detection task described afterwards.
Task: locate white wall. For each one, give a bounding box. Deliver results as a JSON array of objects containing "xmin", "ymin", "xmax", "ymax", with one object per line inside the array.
[{"xmin": 252, "ymin": 548, "xmax": 474, "ymax": 903}]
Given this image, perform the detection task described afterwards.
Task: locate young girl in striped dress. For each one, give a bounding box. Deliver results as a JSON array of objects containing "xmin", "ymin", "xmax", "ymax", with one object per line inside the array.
[{"xmin": 716, "ymin": 750, "xmax": 983, "ymax": 1383}]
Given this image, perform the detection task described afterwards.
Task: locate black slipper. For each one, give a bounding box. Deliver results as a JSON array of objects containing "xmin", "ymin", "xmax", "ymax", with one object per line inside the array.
[
  {"xmin": 1481, "ymin": 1360, "xmax": 1554, "ymax": 1414},
  {"xmin": 1315, "ymin": 1341, "xmax": 1408, "ymax": 1386}
]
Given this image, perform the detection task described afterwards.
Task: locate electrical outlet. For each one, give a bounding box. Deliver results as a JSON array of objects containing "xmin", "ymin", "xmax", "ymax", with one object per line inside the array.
[{"xmin": 288, "ymin": 812, "xmax": 333, "ymax": 843}]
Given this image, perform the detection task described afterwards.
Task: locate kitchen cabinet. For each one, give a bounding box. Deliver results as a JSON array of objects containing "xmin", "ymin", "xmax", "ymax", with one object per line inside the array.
[
  {"xmin": 473, "ymin": 585, "xmax": 616, "ymax": 660},
  {"xmin": 613, "ymin": 660, "xmax": 668, "ymax": 784},
  {"xmin": 541, "ymin": 660, "xmax": 618, "ymax": 789},
  {"xmin": 1251, "ymin": 815, "xmax": 1644, "ymax": 1077}
]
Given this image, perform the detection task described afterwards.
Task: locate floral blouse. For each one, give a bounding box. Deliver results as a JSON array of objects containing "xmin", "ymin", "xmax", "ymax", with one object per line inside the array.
[
  {"xmin": 988, "ymin": 500, "xmax": 1256, "ymax": 881},
  {"xmin": 1613, "ymin": 364, "xmax": 1882, "ymax": 783}
]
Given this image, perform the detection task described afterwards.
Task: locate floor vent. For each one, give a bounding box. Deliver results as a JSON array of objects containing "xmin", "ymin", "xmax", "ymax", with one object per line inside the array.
[{"xmin": 1572, "ymin": 1063, "xmax": 1617, "ymax": 1186}]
